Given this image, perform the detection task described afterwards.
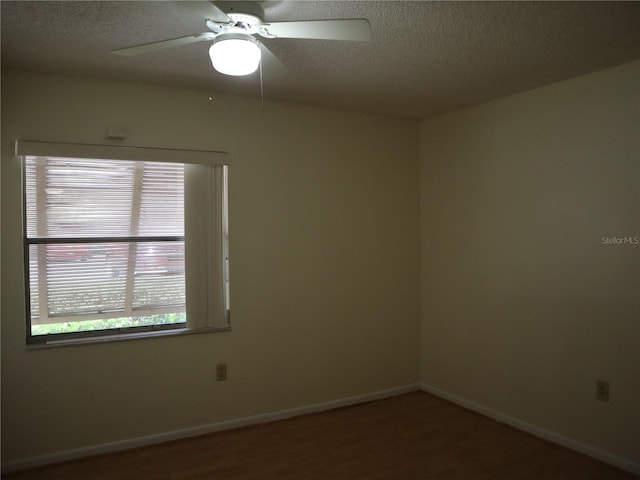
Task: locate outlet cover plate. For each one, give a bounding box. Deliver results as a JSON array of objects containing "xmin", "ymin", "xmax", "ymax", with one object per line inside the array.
[
  {"xmin": 596, "ymin": 380, "xmax": 609, "ymax": 401},
  {"xmin": 216, "ymin": 363, "xmax": 227, "ymax": 381}
]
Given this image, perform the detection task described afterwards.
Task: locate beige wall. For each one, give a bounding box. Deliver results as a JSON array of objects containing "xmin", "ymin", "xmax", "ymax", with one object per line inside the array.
[
  {"xmin": 420, "ymin": 60, "xmax": 640, "ymax": 462},
  {"xmin": 0, "ymin": 71, "xmax": 420, "ymax": 463}
]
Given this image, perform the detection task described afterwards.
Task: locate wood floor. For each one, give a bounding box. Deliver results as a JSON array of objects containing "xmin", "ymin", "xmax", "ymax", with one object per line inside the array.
[{"xmin": 3, "ymin": 391, "xmax": 637, "ymax": 480}]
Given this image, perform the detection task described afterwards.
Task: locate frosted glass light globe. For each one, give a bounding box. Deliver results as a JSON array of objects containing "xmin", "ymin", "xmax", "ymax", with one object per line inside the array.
[{"xmin": 209, "ymin": 34, "xmax": 261, "ymax": 76}]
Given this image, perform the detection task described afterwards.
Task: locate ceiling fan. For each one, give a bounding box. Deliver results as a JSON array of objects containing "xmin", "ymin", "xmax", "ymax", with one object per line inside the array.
[{"xmin": 111, "ymin": 1, "xmax": 372, "ymax": 76}]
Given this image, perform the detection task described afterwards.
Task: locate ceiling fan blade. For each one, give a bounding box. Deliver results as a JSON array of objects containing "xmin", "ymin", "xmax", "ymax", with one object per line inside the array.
[
  {"xmin": 259, "ymin": 42, "xmax": 288, "ymax": 79},
  {"xmin": 258, "ymin": 19, "xmax": 371, "ymax": 41},
  {"xmin": 111, "ymin": 32, "xmax": 215, "ymax": 57},
  {"xmin": 178, "ymin": 1, "xmax": 232, "ymax": 24}
]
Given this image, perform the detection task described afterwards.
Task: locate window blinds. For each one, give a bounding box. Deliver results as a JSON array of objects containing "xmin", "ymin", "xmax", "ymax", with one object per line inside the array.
[
  {"xmin": 18, "ymin": 140, "xmax": 231, "ymax": 338},
  {"xmin": 24, "ymin": 157, "xmax": 185, "ymax": 324}
]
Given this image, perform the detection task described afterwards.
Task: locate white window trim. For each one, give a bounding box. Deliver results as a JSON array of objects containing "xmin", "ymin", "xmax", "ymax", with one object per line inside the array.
[
  {"xmin": 16, "ymin": 140, "xmax": 230, "ymax": 166},
  {"xmin": 17, "ymin": 140, "xmax": 231, "ymax": 347}
]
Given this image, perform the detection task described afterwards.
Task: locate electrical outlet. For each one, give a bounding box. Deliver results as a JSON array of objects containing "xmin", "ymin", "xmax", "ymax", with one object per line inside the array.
[
  {"xmin": 596, "ymin": 380, "xmax": 609, "ymax": 402},
  {"xmin": 216, "ymin": 363, "xmax": 227, "ymax": 381}
]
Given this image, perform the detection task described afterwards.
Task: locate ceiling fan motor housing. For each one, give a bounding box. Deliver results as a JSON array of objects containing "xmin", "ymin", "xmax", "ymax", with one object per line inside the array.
[{"xmin": 217, "ymin": 1, "xmax": 265, "ymax": 27}]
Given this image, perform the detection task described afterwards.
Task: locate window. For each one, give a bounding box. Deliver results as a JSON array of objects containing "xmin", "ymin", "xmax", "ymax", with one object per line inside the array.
[{"xmin": 18, "ymin": 141, "xmax": 230, "ymax": 345}]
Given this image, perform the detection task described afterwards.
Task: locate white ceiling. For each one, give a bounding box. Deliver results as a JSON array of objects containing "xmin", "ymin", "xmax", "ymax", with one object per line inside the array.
[{"xmin": 2, "ymin": 1, "xmax": 640, "ymax": 119}]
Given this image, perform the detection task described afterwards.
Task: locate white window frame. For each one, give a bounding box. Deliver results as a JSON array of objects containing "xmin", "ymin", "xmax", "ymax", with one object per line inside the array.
[{"xmin": 17, "ymin": 140, "xmax": 231, "ymax": 346}]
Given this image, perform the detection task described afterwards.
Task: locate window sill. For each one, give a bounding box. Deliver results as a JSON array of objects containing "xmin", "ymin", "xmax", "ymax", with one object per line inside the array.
[{"xmin": 27, "ymin": 326, "xmax": 230, "ymax": 350}]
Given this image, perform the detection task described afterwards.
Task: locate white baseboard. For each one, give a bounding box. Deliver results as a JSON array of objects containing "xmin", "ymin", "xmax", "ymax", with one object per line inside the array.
[
  {"xmin": 1, "ymin": 384, "xmax": 421, "ymax": 473},
  {"xmin": 421, "ymin": 383, "xmax": 640, "ymax": 476}
]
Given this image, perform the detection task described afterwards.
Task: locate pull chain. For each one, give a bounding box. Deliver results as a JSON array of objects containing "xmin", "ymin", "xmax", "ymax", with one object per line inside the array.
[
  {"xmin": 208, "ymin": 50, "xmax": 215, "ymax": 105},
  {"xmin": 259, "ymin": 54, "xmax": 265, "ymax": 113}
]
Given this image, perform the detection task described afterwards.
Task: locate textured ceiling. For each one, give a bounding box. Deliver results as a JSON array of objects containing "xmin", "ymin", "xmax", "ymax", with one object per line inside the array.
[{"xmin": 2, "ymin": 1, "xmax": 640, "ymax": 119}]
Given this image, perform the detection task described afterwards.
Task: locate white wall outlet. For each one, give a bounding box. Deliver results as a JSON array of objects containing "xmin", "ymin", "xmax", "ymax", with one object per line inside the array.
[
  {"xmin": 596, "ymin": 380, "xmax": 610, "ymax": 402},
  {"xmin": 216, "ymin": 363, "xmax": 227, "ymax": 381}
]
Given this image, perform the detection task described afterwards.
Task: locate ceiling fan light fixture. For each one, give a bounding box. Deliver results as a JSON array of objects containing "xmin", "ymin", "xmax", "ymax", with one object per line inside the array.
[{"xmin": 209, "ymin": 33, "xmax": 261, "ymax": 76}]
